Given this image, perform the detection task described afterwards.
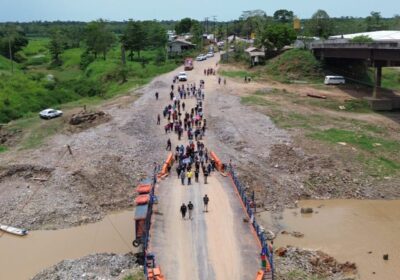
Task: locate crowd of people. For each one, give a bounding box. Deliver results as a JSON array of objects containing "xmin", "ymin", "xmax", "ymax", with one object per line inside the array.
[{"xmin": 156, "ymin": 73, "xmax": 217, "ymax": 221}]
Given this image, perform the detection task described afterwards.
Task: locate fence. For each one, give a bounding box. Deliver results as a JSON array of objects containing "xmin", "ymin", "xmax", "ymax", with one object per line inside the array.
[{"xmin": 228, "ymin": 166, "xmax": 274, "ymax": 278}]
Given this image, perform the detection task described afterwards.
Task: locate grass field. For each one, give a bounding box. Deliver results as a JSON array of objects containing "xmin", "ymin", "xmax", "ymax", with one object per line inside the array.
[{"xmin": 240, "ymin": 89, "xmax": 400, "ymax": 177}]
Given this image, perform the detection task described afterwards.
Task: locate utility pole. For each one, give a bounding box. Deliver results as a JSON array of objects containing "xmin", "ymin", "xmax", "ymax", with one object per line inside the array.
[
  {"xmin": 212, "ymin": 15, "xmax": 217, "ymax": 35},
  {"xmin": 205, "ymin": 17, "xmax": 209, "ymax": 34}
]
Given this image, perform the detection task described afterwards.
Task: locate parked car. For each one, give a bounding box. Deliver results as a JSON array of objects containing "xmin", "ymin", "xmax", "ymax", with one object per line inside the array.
[
  {"xmin": 39, "ymin": 108, "xmax": 63, "ymax": 119},
  {"xmin": 324, "ymin": 75, "xmax": 345, "ymax": 85},
  {"xmin": 206, "ymin": 52, "xmax": 214, "ymax": 57},
  {"xmin": 196, "ymin": 54, "xmax": 207, "ymax": 61},
  {"xmin": 178, "ymin": 72, "xmax": 188, "ymax": 81}
]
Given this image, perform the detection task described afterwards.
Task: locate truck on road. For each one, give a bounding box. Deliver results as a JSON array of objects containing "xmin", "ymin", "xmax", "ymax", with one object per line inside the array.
[{"xmin": 184, "ymin": 57, "xmax": 194, "ymax": 71}]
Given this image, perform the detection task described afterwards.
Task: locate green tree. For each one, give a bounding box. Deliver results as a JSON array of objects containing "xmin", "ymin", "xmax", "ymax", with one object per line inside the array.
[
  {"xmin": 260, "ymin": 24, "xmax": 296, "ymax": 53},
  {"xmin": 175, "ymin": 18, "xmax": 193, "ymax": 34},
  {"xmin": 190, "ymin": 21, "xmax": 203, "ymax": 49},
  {"xmin": 121, "ymin": 20, "xmax": 146, "ymax": 59},
  {"xmin": 366, "ymin": 11, "xmax": 387, "ymax": 31},
  {"xmin": 0, "ymin": 25, "xmax": 28, "ymax": 62},
  {"xmin": 48, "ymin": 29, "xmax": 66, "ymax": 65},
  {"xmin": 145, "ymin": 21, "xmax": 168, "ymax": 49},
  {"xmin": 273, "ymin": 9, "xmax": 294, "ymax": 23},
  {"xmin": 308, "ymin": 9, "xmax": 333, "ymax": 38},
  {"xmin": 84, "ymin": 19, "xmax": 115, "ymax": 60}
]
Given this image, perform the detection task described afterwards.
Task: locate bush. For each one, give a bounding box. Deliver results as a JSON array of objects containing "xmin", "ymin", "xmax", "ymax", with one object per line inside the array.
[
  {"xmin": 73, "ymin": 78, "xmax": 104, "ymax": 97},
  {"xmin": 80, "ymin": 51, "xmax": 95, "ymax": 70},
  {"xmin": 266, "ymin": 49, "xmax": 322, "ymax": 81}
]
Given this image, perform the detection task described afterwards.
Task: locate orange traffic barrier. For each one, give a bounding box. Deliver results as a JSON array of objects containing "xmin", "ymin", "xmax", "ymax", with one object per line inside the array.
[
  {"xmin": 135, "ymin": 194, "xmax": 150, "ymax": 205},
  {"xmin": 157, "ymin": 153, "xmax": 174, "ymax": 178},
  {"xmin": 136, "ymin": 184, "xmax": 152, "ymax": 194},
  {"xmin": 255, "ymin": 270, "xmax": 264, "ymax": 280},
  {"xmin": 148, "ymin": 266, "xmax": 165, "ymax": 280},
  {"xmin": 210, "ymin": 151, "xmax": 223, "ymax": 171}
]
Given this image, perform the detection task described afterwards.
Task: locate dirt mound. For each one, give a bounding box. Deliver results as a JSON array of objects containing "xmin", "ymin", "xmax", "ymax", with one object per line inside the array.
[
  {"xmin": 0, "ymin": 125, "xmax": 21, "ymax": 147},
  {"xmin": 149, "ymin": 80, "xmax": 168, "ymax": 89},
  {"xmin": 275, "ymin": 246, "xmax": 357, "ymax": 279},
  {"xmin": 68, "ymin": 110, "xmax": 111, "ymax": 131},
  {"xmin": 0, "ymin": 164, "xmax": 53, "ymax": 182}
]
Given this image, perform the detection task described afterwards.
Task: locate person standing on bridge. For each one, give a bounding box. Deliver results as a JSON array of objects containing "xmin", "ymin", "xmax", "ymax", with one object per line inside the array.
[
  {"xmin": 180, "ymin": 203, "xmax": 187, "ymax": 219},
  {"xmin": 187, "ymin": 201, "xmax": 194, "ymax": 219},
  {"xmin": 187, "ymin": 169, "xmax": 193, "ymax": 185},
  {"xmin": 155, "ymin": 92, "xmax": 159, "ymax": 100},
  {"xmin": 157, "ymin": 114, "xmax": 160, "ymax": 125},
  {"xmin": 203, "ymin": 194, "xmax": 209, "ymax": 212}
]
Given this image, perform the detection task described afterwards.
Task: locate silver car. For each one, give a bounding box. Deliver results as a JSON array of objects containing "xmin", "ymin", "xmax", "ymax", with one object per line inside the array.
[{"xmin": 39, "ymin": 108, "xmax": 63, "ymax": 119}]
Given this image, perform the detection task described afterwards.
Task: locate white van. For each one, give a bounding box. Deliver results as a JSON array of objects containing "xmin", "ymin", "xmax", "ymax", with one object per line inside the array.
[{"xmin": 324, "ymin": 75, "xmax": 345, "ymax": 85}]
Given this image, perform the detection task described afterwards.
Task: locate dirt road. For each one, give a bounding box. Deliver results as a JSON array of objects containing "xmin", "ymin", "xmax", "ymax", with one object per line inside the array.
[{"xmin": 148, "ymin": 55, "xmax": 260, "ymax": 279}]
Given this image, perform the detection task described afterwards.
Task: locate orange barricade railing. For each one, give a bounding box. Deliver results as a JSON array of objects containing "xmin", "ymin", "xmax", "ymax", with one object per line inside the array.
[
  {"xmin": 157, "ymin": 153, "xmax": 174, "ymax": 178},
  {"xmin": 255, "ymin": 270, "xmax": 264, "ymax": 280},
  {"xmin": 210, "ymin": 151, "xmax": 223, "ymax": 171}
]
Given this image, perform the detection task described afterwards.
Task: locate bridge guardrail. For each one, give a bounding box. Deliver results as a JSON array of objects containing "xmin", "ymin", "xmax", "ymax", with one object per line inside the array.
[{"xmin": 228, "ymin": 165, "xmax": 275, "ymax": 278}]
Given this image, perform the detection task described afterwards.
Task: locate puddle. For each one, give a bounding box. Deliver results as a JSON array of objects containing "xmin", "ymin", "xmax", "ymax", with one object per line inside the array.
[
  {"xmin": 258, "ymin": 200, "xmax": 400, "ymax": 280},
  {"xmin": 0, "ymin": 210, "xmax": 135, "ymax": 280}
]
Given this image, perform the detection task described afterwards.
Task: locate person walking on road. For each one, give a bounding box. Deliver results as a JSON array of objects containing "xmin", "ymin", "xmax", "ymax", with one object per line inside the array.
[
  {"xmin": 157, "ymin": 114, "xmax": 160, "ymax": 125},
  {"xmin": 166, "ymin": 138, "xmax": 172, "ymax": 151},
  {"xmin": 203, "ymin": 169, "xmax": 208, "ymax": 184},
  {"xmin": 155, "ymin": 92, "xmax": 159, "ymax": 100},
  {"xmin": 203, "ymin": 195, "xmax": 209, "ymax": 212},
  {"xmin": 187, "ymin": 170, "xmax": 193, "ymax": 185},
  {"xmin": 224, "ymin": 78, "xmax": 226, "ymax": 85},
  {"xmin": 180, "ymin": 170, "xmax": 186, "ymax": 185},
  {"xmin": 180, "ymin": 203, "xmax": 187, "ymax": 219},
  {"xmin": 188, "ymin": 201, "xmax": 194, "ymax": 219},
  {"xmin": 194, "ymin": 169, "xmax": 199, "ymax": 183}
]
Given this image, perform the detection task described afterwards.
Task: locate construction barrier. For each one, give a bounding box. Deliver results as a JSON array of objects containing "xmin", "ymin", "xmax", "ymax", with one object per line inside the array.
[
  {"xmin": 210, "ymin": 151, "xmax": 223, "ymax": 171},
  {"xmin": 133, "ymin": 155, "xmax": 172, "ymax": 280},
  {"xmin": 255, "ymin": 270, "xmax": 265, "ymax": 280},
  {"xmin": 157, "ymin": 153, "xmax": 174, "ymax": 178},
  {"xmin": 210, "ymin": 151, "xmax": 275, "ymax": 279}
]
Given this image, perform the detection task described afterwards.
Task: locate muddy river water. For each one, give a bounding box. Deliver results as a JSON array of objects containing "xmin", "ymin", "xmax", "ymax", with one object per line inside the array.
[
  {"xmin": 258, "ymin": 200, "xmax": 400, "ymax": 280},
  {"xmin": 0, "ymin": 210, "xmax": 134, "ymax": 280}
]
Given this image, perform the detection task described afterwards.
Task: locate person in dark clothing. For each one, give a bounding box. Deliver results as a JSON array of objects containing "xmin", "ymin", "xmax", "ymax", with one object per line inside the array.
[
  {"xmin": 187, "ymin": 201, "xmax": 194, "ymax": 219},
  {"xmin": 203, "ymin": 195, "xmax": 209, "ymax": 212},
  {"xmin": 180, "ymin": 171, "xmax": 185, "ymax": 185},
  {"xmin": 157, "ymin": 114, "xmax": 160, "ymax": 125},
  {"xmin": 194, "ymin": 169, "xmax": 199, "ymax": 182},
  {"xmin": 180, "ymin": 203, "xmax": 187, "ymax": 219},
  {"xmin": 203, "ymin": 169, "xmax": 208, "ymax": 184},
  {"xmin": 166, "ymin": 138, "xmax": 172, "ymax": 151},
  {"xmin": 155, "ymin": 92, "xmax": 159, "ymax": 100},
  {"xmin": 207, "ymin": 163, "xmax": 212, "ymax": 174},
  {"xmin": 176, "ymin": 166, "xmax": 181, "ymax": 178}
]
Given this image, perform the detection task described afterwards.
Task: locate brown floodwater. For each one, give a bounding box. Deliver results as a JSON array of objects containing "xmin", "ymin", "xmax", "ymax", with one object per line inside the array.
[
  {"xmin": 0, "ymin": 210, "xmax": 134, "ymax": 280},
  {"xmin": 258, "ymin": 200, "xmax": 400, "ymax": 280}
]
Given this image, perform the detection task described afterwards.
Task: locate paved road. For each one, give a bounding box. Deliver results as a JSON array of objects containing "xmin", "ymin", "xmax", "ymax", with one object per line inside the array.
[{"xmin": 149, "ymin": 55, "xmax": 260, "ymax": 280}]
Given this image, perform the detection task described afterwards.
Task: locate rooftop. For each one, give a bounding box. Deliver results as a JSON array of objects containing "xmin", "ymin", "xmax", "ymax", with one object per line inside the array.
[{"xmin": 329, "ymin": 30, "xmax": 400, "ymax": 41}]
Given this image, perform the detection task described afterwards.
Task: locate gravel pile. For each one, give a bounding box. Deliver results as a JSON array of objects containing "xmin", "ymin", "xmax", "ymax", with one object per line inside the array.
[{"xmin": 31, "ymin": 253, "xmax": 140, "ymax": 280}]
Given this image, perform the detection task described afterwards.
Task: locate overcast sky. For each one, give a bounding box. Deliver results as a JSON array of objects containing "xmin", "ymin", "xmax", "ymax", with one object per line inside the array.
[{"xmin": 0, "ymin": 0, "xmax": 398, "ymax": 22}]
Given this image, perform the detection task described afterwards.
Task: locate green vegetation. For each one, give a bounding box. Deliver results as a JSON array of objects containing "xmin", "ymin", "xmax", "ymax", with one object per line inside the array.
[
  {"xmin": 219, "ymin": 70, "xmax": 259, "ymax": 79},
  {"xmin": 0, "ymin": 26, "xmax": 178, "ymax": 124},
  {"xmin": 350, "ymin": 35, "xmax": 374, "ymax": 43},
  {"xmin": 123, "ymin": 271, "xmax": 146, "ymax": 280},
  {"xmin": 265, "ymin": 49, "xmax": 322, "ymax": 83},
  {"xmin": 0, "ymin": 145, "xmax": 7, "ymax": 153},
  {"xmin": 240, "ymin": 89, "xmax": 400, "ymax": 176},
  {"xmin": 381, "ymin": 68, "xmax": 400, "ymax": 91}
]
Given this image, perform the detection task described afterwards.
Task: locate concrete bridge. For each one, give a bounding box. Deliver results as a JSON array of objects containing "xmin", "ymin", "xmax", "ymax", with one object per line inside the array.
[{"xmin": 311, "ymin": 41, "xmax": 400, "ymax": 110}]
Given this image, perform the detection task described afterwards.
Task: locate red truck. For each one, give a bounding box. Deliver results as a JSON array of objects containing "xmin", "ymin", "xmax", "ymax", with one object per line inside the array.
[{"xmin": 184, "ymin": 57, "xmax": 194, "ymax": 71}]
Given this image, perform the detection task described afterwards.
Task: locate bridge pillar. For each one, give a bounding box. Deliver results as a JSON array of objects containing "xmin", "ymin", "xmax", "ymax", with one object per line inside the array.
[{"xmin": 373, "ymin": 66, "xmax": 382, "ymax": 99}]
